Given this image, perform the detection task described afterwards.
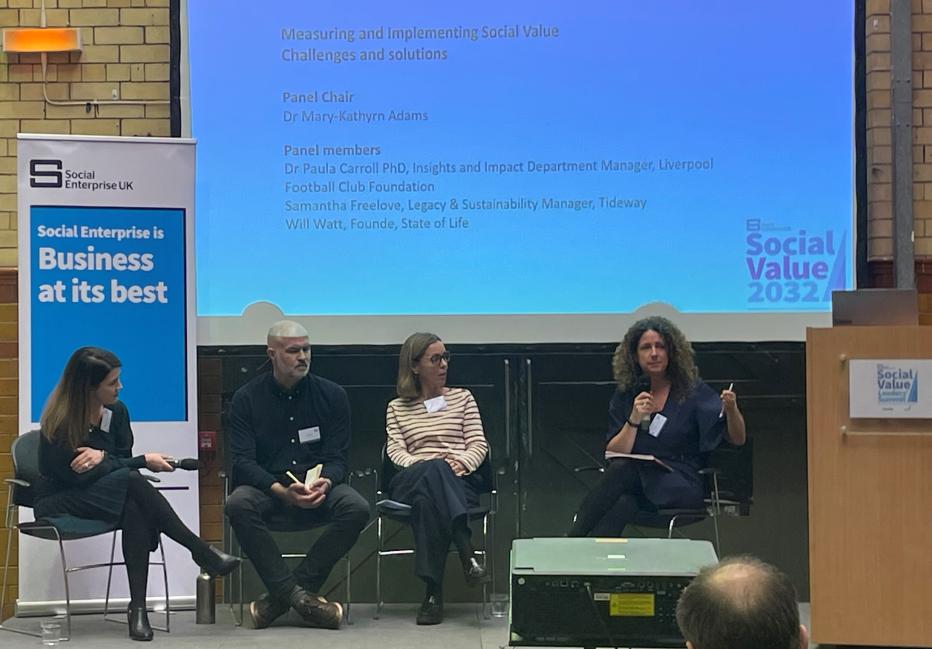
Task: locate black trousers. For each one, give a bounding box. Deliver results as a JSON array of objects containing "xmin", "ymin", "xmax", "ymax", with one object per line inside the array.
[
  {"xmin": 568, "ymin": 460, "xmax": 654, "ymax": 537},
  {"xmin": 121, "ymin": 471, "xmax": 213, "ymax": 606},
  {"xmin": 224, "ymin": 483, "xmax": 370, "ymax": 599},
  {"xmin": 388, "ymin": 459, "xmax": 483, "ymax": 586}
]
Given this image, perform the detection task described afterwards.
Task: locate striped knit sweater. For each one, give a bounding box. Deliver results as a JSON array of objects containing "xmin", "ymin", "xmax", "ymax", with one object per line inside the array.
[{"xmin": 386, "ymin": 387, "xmax": 488, "ymax": 473}]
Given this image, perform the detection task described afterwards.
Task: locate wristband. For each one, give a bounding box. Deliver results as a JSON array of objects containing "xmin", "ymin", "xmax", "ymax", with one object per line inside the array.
[{"xmin": 626, "ymin": 418, "xmax": 639, "ymax": 427}]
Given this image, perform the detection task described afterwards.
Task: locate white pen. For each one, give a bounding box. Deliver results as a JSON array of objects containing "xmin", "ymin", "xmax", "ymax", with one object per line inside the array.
[{"xmin": 720, "ymin": 383, "xmax": 734, "ymax": 417}]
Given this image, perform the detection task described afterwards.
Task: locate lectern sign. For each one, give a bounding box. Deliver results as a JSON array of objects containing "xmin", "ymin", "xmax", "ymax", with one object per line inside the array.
[{"xmin": 849, "ymin": 359, "xmax": 932, "ymax": 418}]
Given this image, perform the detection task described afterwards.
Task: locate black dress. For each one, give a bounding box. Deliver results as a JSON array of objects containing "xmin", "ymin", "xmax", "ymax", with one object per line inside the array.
[
  {"xmin": 569, "ymin": 380, "xmax": 726, "ymax": 537},
  {"xmin": 607, "ymin": 380, "xmax": 726, "ymax": 508},
  {"xmin": 35, "ymin": 401, "xmax": 149, "ymax": 540}
]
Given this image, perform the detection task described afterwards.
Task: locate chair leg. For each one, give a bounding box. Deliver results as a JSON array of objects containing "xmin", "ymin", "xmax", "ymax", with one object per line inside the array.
[
  {"xmin": 711, "ymin": 512, "xmax": 721, "ymax": 557},
  {"xmin": 0, "ymin": 526, "xmax": 43, "ymax": 638},
  {"xmin": 374, "ymin": 515, "xmax": 383, "ymax": 619},
  {"xmin": 667, "ymin": 516, "xmax": 678, "ymax": 539},
  {"xmin": 55, "ymin": 532, "xmax": 72, "ymax": 641},
  {"xmin": 101, "ymin": 534, "xmax": 169, "ymax": 633},
  {"xmin": 344, "ymin": 554, "xmax": 352, "ymax": 624},
  {"xmin": 709, "ymin": 473, "xmax": 722, "ymax": 556},
  {"xmin": 0, "ymin": 519, "xmax": 14, "ymax": 625},
  {"xmin": 488, "ymin": 510, "xmax": 496, "ymax": 597},
  {"xmin": 0, "ymin": 526, "xmax": 63, "ymax": 640},
  {"xmin": 238, "ymin": 558, "xmax": 245, "ymax": 626},
  {"xmin": 159, "ymin": 539, "xmax": 170, "ymax": 633},
  {"xmin": 103, "ymin": 531, "xmax": 118, "ymax": 622},
  {"xmin": 224, "ymin": 532, "xmax": 243, "ymax": 626},
  {"xmin": 481, "ymin": 514, "xmax": 490, "ymax": 620},
  {"xmin": 222, "ymin": 507, "xmax": 243, "ymax": 626}
]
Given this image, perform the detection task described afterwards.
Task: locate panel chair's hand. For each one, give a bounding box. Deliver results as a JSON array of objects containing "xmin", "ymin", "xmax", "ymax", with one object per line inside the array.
[
  {"xmin": 144, "ymin": 453, "xmax": 175, "ymax": 472},
  {"xmin": 71, "ymin": 447, "xmax": 105, "ymax": 473}
]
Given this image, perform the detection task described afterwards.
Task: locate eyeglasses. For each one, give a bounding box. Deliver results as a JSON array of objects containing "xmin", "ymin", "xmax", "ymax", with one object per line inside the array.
[{"xmin": 425, "ymin": 351, "xmax": 451, "ymax": 365}]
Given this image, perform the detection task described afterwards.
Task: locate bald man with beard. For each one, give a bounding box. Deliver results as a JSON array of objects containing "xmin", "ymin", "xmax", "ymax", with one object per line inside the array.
[{"xmin": 225, "ymin": 320, "xmax": 370, "ymax": 630}]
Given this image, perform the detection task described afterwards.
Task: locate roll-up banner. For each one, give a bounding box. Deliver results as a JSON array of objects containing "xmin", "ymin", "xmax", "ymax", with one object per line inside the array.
[{"xmin": 17, "ymin": 134, "xmax": 199, "ymax": 613}]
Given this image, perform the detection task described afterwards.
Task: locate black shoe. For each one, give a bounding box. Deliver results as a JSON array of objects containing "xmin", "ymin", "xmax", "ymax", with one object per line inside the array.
[
  {"xmin": 416, "ymin": 594, "xmax": 443, "ymax": 625},
  {"xmin": 198, "ymin": 546, "xmax": 241, "ymax": 578},
  {"xmin": 128, "ymin": 605, "xmax": 153, "ymax": 641},
  {"xmin": 248, "ymin": 592, "xmax": 290, "ymax": 630},
  {"xmin": 462, "ymin": 556, "xmax": 488, "ymax": 587},
  {"xmin": 290, "ymin": 588, "xmax": 343, "ymax": 629}
]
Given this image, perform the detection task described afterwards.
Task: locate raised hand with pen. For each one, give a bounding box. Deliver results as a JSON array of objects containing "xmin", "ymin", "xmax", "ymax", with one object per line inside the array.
[
  {"xmin": 569, "ymin": 316, "xmax": 748, "ymax": 539},
  {"xmin": 720, "ymin": 382, "xmax": 746, "ymax": 445}
]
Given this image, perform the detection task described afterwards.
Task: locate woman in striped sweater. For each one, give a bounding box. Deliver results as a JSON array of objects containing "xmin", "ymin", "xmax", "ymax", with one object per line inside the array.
[{"xmin": 385, "ymin": 332, "xmax": 489, "ymax": 625}]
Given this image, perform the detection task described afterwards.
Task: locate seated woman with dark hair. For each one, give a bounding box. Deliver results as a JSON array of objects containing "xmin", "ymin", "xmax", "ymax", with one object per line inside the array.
[
  {"xmin": 36, "ymin": 347, "xmax": 239, "ymax": 641},
  {"xmin": 385, "ymin": 332, "xmax": 489, "ymax": 625},
  {"xmin": 568, "ymin": 316, "xmax": 746, "ymax": 537}
]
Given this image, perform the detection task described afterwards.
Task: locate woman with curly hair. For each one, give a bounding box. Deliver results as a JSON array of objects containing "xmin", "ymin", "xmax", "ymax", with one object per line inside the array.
[{"xmin": 568, "ymin": 316, "xmax": 746, "ymax": 537}]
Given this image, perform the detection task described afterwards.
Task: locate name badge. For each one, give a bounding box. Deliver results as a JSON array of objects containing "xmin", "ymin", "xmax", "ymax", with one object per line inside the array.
[
  {"xmin": 648, "ymin": 414, "xmax": 667, "ymax": 438},
  {"xmin": 424, "ymin": 395, "xmax": 447, "ymax": 413},
  {"xmin": 298, "ymin": 426, "xmax": 321, "ymax": 443},
  {"xmin": 100, "ymin": 408, "xmax": 112, "ymax": 433}
]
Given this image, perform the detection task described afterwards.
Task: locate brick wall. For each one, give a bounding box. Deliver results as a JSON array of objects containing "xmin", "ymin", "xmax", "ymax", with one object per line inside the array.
[
  {"xmin": 0, "ymin": 0, "xmax": 171, "ymax": 270},
  {"xmin": 0, "ymin": 270, "xmax": 15, "ymax": 617},
  {"xmin": 866, "ymin": 0, "xmax": 932, "ymax": 287}
]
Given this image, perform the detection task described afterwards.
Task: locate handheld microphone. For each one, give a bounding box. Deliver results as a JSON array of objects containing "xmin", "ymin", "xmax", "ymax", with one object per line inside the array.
[
  {"xmin": 167, "ymin": 458, "xmax": 199, "ymax": 471},
  {"xmin": 634, "ymin": 375, "xmax": 652, "ymax": 432}
]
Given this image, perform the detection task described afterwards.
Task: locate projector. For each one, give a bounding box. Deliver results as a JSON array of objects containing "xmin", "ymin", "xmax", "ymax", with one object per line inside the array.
[{"xmin": 509, "ymin": 538, "xmax": 717, "ymax": 648}]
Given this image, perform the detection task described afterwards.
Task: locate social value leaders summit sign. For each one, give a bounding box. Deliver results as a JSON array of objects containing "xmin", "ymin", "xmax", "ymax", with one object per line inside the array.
[{"xmin": 849, "ymin": 359, "xmax": 932, "ymax": 419}]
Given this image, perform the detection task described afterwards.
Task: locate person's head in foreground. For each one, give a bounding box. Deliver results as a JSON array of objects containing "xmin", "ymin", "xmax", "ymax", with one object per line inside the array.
[{"xmin": 675, "ymin": 556, "xmax": 809, "ymax": 649}]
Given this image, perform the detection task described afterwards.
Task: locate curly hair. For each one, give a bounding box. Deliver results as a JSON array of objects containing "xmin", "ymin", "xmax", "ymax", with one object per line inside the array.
[{"xmin": 611, "ymin": 316, "xmax": 697, "ymax": 400}]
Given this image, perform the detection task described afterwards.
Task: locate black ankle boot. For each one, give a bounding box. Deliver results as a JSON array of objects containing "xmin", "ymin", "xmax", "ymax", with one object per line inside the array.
[
  {"xmin": 416, "ymin": 593, "xmax": 443, "ymax": 625},
  {"xmin": 128, "ymin": 605, "xmax": 153, "ymax": 641},
  {"xmin": 461, "ymin": 555, "xmax": 488, "ymax": 587},
  {"xmin": 458, "ymin": 542, "xmax": 487, "ymax": 587},
  {"xmin": 197, "ymin": 546, "xmax": 241, "ymax": 578}
]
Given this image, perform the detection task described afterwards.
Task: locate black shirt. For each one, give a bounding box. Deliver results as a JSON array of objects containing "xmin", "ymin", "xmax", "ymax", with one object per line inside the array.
[
  {"xmin": 39, "ymin": 400, "xmax": 146, "ymax": 489},
  {"xmin": 229, "ymin": 372, "xmax": 351, "ymax": 493}
]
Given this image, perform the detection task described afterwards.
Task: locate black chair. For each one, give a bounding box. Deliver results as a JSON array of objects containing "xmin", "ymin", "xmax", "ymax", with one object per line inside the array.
[
  {"xmin": 219, "ymin": 470, "xmax": 367, "ymax": 626},
  {"xmin": 217, "ymin": 400, "xmax": 369, "ymax": 626},
  {"xmin": 0, "ymin": 430, "xmax": 170, "ymax": 640},
  {"xmin": 374, "ymin": 446, "xmax": 496, "ymax": 619},
  {"xmin": 573, "ymin": 438, "xmax": 754, "ymax": 555}
]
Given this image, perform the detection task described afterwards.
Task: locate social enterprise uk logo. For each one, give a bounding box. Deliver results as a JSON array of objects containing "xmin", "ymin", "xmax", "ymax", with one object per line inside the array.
[
  {"xmin": 744, "ymin": 219, "xmax": 847, "ymax": 308},
  {"xmin": 876, "ymin": 363, "xmax": 918, "ymax": 404}
]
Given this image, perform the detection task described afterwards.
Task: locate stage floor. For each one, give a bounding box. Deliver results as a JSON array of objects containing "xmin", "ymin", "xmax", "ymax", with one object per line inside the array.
[{"xmin": 0, "ymin": 603, "xmax": 815, "ymax": 649}]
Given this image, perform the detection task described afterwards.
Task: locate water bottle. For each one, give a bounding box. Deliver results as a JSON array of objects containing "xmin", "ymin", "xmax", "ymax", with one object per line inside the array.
[{"xmin": 195, "ymin": 571, "xmax": 216, "ymax": 624}]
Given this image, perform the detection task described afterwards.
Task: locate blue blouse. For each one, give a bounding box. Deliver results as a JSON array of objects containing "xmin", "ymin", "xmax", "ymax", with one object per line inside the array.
[{"xmin": 606, "ymin": 380, "xmax": 726, "ymax": 507}]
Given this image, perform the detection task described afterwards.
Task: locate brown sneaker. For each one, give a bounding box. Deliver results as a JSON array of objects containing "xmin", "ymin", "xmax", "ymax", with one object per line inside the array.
[
  {"xmin": 291, "ymin": 591, "xmax": 343, "ymax": 629},
  {"xmin": 248, "ymin": 592, "xmax": 290, "ymax": 630}
]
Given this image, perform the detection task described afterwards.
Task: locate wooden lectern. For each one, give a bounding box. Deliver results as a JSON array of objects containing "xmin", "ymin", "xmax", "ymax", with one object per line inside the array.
[{"xmin": 807, "ymin": 326, "xmax": 932, "ymax": 647}]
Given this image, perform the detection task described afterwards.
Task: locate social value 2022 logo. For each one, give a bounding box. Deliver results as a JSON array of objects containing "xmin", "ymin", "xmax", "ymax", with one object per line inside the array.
[
  {"xmin": 744, "ymin": 219, "xmax": 847, "ymax": 308},
  {"xmin": 876, "ymin": 363, "xmax": 918, "ymax": 405}
]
